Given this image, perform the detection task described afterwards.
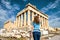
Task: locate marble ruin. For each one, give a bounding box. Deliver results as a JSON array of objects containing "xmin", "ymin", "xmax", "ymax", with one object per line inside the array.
[{"xmin": 4, "ymin": 3, "xmax": 51, "ymax": 32}]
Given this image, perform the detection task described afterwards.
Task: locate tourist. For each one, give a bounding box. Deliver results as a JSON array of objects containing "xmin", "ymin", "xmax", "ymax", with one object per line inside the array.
[{"xmin": 32, "ymin": 15, "xmax": 41, "ymax": 40}]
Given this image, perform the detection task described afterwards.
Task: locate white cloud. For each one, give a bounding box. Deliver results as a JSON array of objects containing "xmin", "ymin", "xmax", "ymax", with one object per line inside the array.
[
  {"xmin": 41, "ymin": 0, "xmax": 60, "ymax": 13},
  {"xmin": 0, "ymin": 9, "xmax": 8, "ymax": 21},
  {"xmin": 48, "ymin": 11, "xmax": 60, "ymax": 28},
  {"xmin": 0, "ymin": 0, "xmax": 20, "ymax": 19},
  {"xmin": 1, "ymin": 0, "xmax": 12, "ymax": 9},
  {"xmin": 49, "ymin": 16, "xmax": 60, "ymax": 28},
  {"xmin": 40, "ymin": 0, "xmax": 60, "ymax": 28},
  {"xmin": 13, "ymin": 4, "xmax": 20, "ymax": 10},
  {"xmin": 0, "ymin": 0, "xmax": 20, "ymax": 28}
]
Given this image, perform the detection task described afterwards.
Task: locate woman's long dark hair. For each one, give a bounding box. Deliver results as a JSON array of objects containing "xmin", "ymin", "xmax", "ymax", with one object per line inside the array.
[{"xmin": 33, "ymin": 15, "xmax": 40, "ymax": 24}]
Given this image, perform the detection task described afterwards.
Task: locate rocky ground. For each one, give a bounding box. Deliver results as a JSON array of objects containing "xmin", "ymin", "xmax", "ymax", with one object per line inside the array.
[
  {"xmin": 0, "ymin": 35, "xmax": 60, "ymax": 40},
  {"xmin": 0, "ymin": 33, "xmax": 60, "ymax": 40}
]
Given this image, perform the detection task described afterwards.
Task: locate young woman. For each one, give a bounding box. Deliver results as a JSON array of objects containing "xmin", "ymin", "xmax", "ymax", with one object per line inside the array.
[{"xmin": 32, "ymin": 15, "xmax": 41, "ymax": 40}]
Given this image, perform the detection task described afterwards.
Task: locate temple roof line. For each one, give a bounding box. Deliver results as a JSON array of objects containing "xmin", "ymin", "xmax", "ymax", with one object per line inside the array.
[
  {"xmin": 26, "ymin": 3, "xmax": 37, "ymax": 10},
  {"xmin": 26, "ymin": 3, "xmax": 48, "ymax": 17},
  {"xmin": 17, "ymin": 3, "xmax": 48, "ymax": 18}
]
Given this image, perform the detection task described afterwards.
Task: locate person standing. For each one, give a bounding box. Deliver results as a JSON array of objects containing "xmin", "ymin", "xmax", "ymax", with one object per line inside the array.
[{"xmin": 32, "ymin": 15, "xmax": 41, "ymax": 40}]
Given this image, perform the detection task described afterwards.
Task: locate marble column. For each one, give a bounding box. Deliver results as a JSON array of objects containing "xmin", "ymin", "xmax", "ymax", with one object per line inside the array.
[
  {"xmin": 45, "ymin": 19, "xmax": 46, "ymax": 28},
  {"xmin": 16, "ymin": 17, "xmax": 18, "ymax": 27},
  {"xmin": 22, "ymin": 13, "xmax": 24, "ymax": 26},
  {"xmin": 43, "ymin": 17, "xmax": 44, "ymax": 28},
  {"xmin": 44, "ymin": 18, "xmax": 46, "ymax": 29},
  {"xmin": 32, "ymin": 12, "xmax": 34, "ymax": 22},
  {"xmin": 17, "ymin": 17, "xmax": 18, "ymax": 27},
  {"xmin": 42, "ymin": 17, "xmax": 44, "ymax": 29},
  {"xmin": 39, "ymin": 15, "xmax": 41, "ymax": 29},
  {"xmin": 17, "ymin": 16, "xmax": 19, "ymax": 28},
  {"xmin": 44, "ymin": 18, "xmax": 45, "ymax": 28},
  {"xmin": 41, "ymin": 16, "xmax": 43, "ymax": 28},
  {"xmin": 39, "ymin": 15, "xmax": 42, "ymax": 29},
  {"xmin": 45, "ymin": 19, "xmax": 47, "ymax": 29},
  {"xmin": 28, "ymin": 10, "xmax": 30, "ymax": 25},
  {"xmin": 24, "ymin": 12, "xmax": 26, "ymax": 26},
  {"xmin": 19, "ymin": 16, "xmax": 21, "ymax": 28},
  {"xmin": 21, "ymin": 15, "xmax": 22, "ymax": 27},
  {"xmin": 46, "ymin": 19, "xmax": 48, "ymax": 29},
  {"xmin": 43, "ymin": 18, "xmax": 45, "ymax": 29},
  {"xmin": 40, "ymin": 16, "xmax": 43, "ymax": 28},
  {"xmin": 18, "ymin": 16, "xmax": 20, "ymax": 28}
]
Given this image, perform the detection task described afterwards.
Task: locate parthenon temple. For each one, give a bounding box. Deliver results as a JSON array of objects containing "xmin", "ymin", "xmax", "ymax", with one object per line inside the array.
[{"xmin": 4, "ymin": 3, "xmax": 49, "ymax": 31}]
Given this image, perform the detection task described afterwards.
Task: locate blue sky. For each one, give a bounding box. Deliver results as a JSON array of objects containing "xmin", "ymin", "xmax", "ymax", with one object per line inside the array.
[{"xmin": 0, "ymin": 0, "xmax": 60, "ymax": 28}]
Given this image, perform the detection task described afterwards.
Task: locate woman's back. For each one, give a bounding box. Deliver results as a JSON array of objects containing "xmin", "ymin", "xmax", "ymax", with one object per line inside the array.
[{"xmin": 33, "ymin": 22, "xmax": 40, "ymax": 32}]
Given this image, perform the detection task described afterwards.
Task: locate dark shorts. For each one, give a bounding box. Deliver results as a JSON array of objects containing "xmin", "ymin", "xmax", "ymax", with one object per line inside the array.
[{"xmin": 33, "ymin": 32, "xmax": 41, "ymax": 40}]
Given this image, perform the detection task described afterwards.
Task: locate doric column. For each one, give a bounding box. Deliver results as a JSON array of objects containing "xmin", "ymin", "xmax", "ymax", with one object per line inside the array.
[
  {"xmin": 40, "ymin": 16, "xmax": 43, "ymax": 29},
  {"xmin": 45, "ymin": 19, "xmax": 48, "ymax": 29},
  {"xmin": 28, "ymin": 10, "xmax": 30, "ymax": 25},
  {"xmin": 16, "ymin": 17, "xmax": 18, "ymax": 27},
  {"xmin": 39, "ymin": 15, "xmax": 41, "ymax": 29},
  {"xmin": 38, "ymin": 15, "xmax": 41, "ymax": 29},
  {"xmin": 45, "ymin": 19, "xmax": 47, "ymax": 29},
  {"xmin": 43, "ymin": 17, "xmax": 44, "ymax": 28},
  {"xmin": 24, "ymin": 12, "xmax": 26, "ymax": 26},
  {"xmin": 42, "ymin": 17, "xmax": 44, "ymax": 29},
  {"xmin": 45, "ymin": 18, "xmax": 47, "ymax": 27},
  {"xmin": 19, "ymin": 16, "xmax": 21, "ymax": 28},
  {"xmin": 44, "ymin": 18, "xmax": 46, "ymax": 29},
  {"xmin": 46, "ymin": 19, "xmax": 49, "ymax": 29},
  {"xmin": 21, "ymin": 15, "xmax": 22, "ymax": 27},
  {"xmin": 43, "ymin": 18, "xmax": 45, "ymax": 29},
  {"xmin": 18, "ymin": 16, "xmax": 20, "ymax": 28},
  {"xmin": 22, "ymin": 13, "xmax": 24, "ymax": 26},
  {"xmin": 45, "ymin": 19, "xmax": 46, "ymax": 28},
  {"xmin": 32, "ymin": 12, "xmax": 34, "ymax": 22},
  {"xmin": 17, "ymin": 17, "xmax": 19, "ymax": 27}
]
